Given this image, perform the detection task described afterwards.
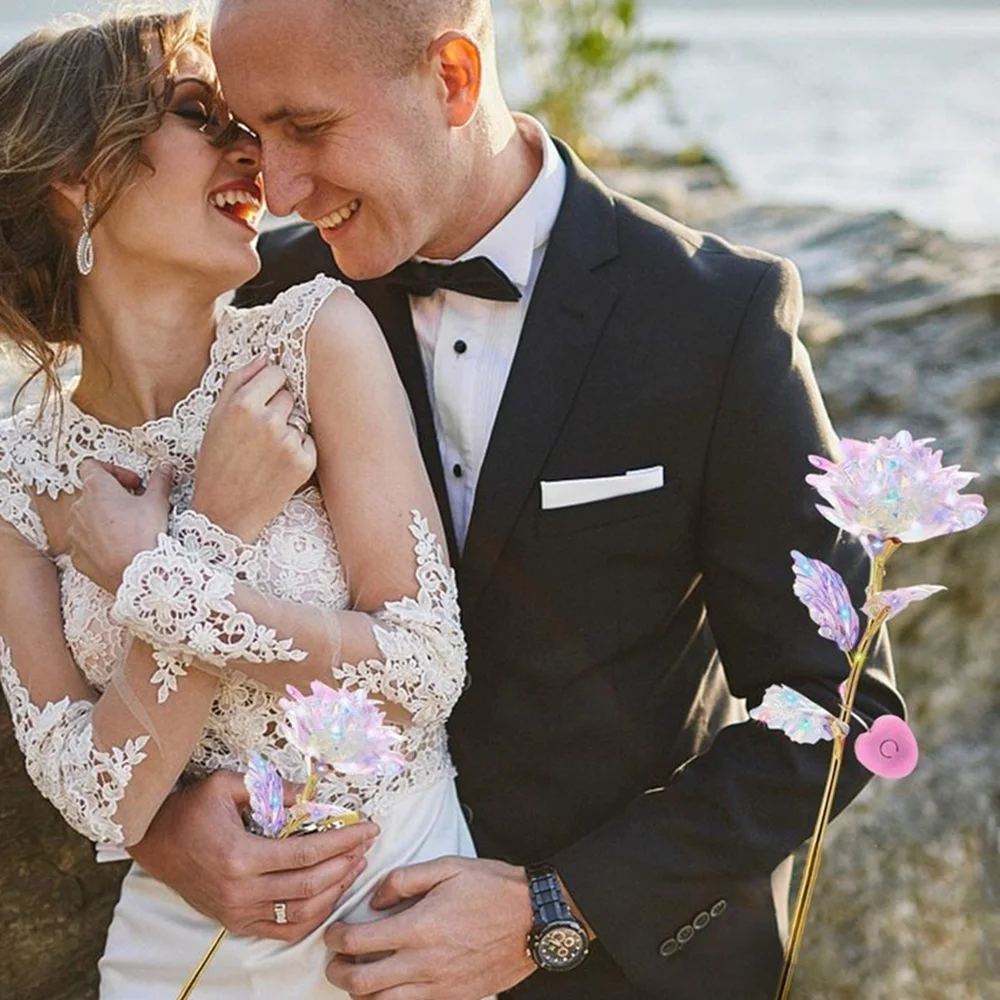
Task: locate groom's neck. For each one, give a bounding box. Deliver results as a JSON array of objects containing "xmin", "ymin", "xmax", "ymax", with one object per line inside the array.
[{"xmin": 416, "ymin": 109, "xmax": 543, "ymax": 262}]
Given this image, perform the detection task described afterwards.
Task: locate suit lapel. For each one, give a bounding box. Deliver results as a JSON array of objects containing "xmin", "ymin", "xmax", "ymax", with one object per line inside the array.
[
  {"xmin": 354, "ymin": 282, "xmax": 459, "ymax": 563},
  {"xmin": 459, "ymin": 144, "xmax": 621, "ymax": 613}
]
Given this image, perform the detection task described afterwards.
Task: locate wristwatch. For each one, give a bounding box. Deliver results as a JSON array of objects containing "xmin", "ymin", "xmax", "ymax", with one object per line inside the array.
[{"xmin": 525, "ymin": 863, "xmax": 590, "ymax": 972}]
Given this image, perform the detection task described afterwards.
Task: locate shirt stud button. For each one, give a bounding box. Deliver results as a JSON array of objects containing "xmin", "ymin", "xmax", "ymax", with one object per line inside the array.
[
  {"xmin": 454, "ymin": 339, "xmax": 468, "ymax": 354},
  {"xmin": 453, "ymin": 464, "xmax": 463, "ymax": 478}
]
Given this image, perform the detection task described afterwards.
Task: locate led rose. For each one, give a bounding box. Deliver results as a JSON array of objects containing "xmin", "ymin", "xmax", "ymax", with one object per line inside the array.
[
  {"xmin": 244, "ymin": 752, "xmax": 286, "ymax": 838},
  {"xmin": 863, "ymin": 585, "xmax": 947, "ymax": 623},
  {"xmin": 791, "ymin": 551, "xmax": 860, "ymax": 652},
  {"xmin": 279, "ymin": 681, "xmax": 405, "ymax": 776},
  {"xmin": 806, "ymin": 431, "xmax": 987, "ymax": 556}
]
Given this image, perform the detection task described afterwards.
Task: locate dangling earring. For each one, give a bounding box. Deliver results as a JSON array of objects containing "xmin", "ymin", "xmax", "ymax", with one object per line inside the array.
[{"xmin": 76, "ymin": 201, "xmax": 95, "ymax": 276}]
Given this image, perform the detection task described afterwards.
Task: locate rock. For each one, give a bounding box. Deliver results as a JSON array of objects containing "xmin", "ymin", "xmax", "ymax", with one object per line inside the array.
[
  {"xmin": 0, "ymin": 711, "xmax": 124, "ymax": 1000},
  {"xmin": 1, "ymin": 158, "xmax": 998, "ymax": 999},
  {"xmin": 604, "ymin": 165, "xmax": 1000, "ymax": 998}
]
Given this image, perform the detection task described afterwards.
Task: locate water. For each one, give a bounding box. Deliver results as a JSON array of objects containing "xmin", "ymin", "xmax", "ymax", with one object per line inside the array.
[
  {"xmin": 3, "ymin": 4, "xmax": 999, "ymax": 241},
  {"xmin": 500, "ymin": 5, "xmax": 1000, "ymax": 241}
]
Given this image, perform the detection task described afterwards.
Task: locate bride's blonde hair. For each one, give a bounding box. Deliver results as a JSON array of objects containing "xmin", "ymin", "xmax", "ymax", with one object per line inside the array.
[{"xmin": 0, "ymin": 8, "xmax": 210, "ymax": 413}]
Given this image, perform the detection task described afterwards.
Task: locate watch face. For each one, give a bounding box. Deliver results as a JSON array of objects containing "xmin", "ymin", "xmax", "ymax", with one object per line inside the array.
[{"xmin": 536, "ymin": 922, "xmax": 588, "ymax": 971}]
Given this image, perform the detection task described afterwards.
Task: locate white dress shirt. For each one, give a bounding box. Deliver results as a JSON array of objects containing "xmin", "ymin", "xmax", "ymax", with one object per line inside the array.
[{"xmin": 411, "ymin": 118, "xmax": 567, "ymax": 552}]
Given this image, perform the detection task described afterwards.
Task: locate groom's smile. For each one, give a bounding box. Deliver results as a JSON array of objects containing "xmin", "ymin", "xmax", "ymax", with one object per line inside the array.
[{"xmin": 313, "ymin": 199, "xmax": 362, "ymax": 237}]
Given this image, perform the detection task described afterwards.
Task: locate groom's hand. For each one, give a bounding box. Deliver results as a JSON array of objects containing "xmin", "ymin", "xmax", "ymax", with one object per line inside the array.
[
  {"xmin": 324, "ymin": 857, "xmax": 538, "ymax": 999},
  {"xmin": 128, "ymin": 770, "xmax": 378, "ymax": 943}
]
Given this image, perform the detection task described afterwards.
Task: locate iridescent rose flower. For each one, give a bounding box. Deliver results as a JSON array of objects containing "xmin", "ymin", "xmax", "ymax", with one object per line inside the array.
[
  {"xmin": 863, "ymin": 585, "xmax": 947, "ymax": 623},
  {"xmin": 279, "ymin": 681, "xmax": 406, "ymax": 776},
  {"xmin": 791, "ymin": 551, "xmax": 860, "ymax": 652},
  {"xmin": 806, "ymin": 431, "xmax": 987, "ymax": 556},
  {"xmin": 244, "ymin": 752, "xmax": 286, "ymax": 838}
]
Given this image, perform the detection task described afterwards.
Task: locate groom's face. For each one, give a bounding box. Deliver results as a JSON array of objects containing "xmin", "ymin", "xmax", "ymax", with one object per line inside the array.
[{"xmin": 212, "ymin": 0, "xmax": 460, "ymax": 280}]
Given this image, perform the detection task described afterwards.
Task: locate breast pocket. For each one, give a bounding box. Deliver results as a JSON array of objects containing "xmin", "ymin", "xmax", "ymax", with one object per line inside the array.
[{"xmin": 535, "ymin": 476, "xmax": 681, "ymax": 537}]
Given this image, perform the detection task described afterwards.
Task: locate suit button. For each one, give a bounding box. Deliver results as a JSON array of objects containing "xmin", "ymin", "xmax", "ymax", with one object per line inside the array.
[
  {"xmin": 693, "ymin": 911, "xmax": 711, "ymax": 930},
  {"xmin": 710, "ymin": 899, "xmax": 728, "ymax": 918},
  {"xmin": 658, "ymin": 937, "xmax": 680, "ymax": 958},
  {"xmin": 677, "ymin": 924, "xmax": 694, "ymax": 944}
]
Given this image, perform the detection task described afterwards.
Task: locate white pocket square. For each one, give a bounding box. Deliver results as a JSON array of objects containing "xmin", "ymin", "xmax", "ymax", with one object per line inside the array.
[{"xmin": 540, "ymin": 466, "xmax": 665, "ymax": 510}]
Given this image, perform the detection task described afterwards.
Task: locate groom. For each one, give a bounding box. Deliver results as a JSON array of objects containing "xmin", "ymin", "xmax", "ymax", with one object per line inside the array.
[{"xmin": 130, "ymin": 1, "xmax": 902, "ymax": 997}]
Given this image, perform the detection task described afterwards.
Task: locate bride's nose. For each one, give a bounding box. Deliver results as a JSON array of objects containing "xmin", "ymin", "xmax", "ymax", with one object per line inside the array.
[{"xmin": 224, "ymin": 127, "xmax": 261, "ymax": 172}]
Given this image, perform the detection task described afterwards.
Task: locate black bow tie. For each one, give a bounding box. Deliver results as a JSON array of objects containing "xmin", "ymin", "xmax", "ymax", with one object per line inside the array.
[{"xmin": 385, "ymin": 256, "xmax": 522, "ymax": 303}]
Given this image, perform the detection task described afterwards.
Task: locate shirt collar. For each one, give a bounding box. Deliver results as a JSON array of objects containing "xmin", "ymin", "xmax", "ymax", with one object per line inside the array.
[{"xmin": 445, "ymin": 117, "xmax": 567, "ymax": 291}]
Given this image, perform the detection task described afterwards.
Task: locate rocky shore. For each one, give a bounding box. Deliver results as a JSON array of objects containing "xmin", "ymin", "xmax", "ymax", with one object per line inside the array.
[{"xmin": 2, "ymin": 157, "xmax": 998, "ymax": 1000}]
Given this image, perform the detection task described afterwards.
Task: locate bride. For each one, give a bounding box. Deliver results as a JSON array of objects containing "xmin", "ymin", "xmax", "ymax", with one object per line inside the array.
[{"xmin": 0, "ymin": 9, "xmax": 474, "ymax": 998}]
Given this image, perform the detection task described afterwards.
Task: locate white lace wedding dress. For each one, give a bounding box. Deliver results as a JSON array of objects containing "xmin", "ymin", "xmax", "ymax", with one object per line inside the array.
[{"xmin": 0, "ymin": 276, "xmax": 476, "ymax": 998}]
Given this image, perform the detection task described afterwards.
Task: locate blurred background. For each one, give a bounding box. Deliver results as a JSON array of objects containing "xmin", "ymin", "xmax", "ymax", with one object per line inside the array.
[{"xmin": 1, "ymin": 2, "xmax": 998, "ymax": 999}]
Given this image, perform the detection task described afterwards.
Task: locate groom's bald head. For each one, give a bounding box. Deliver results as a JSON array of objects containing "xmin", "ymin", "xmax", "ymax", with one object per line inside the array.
[
  {"xmin": 210, "ymin": 0, "xmax": 513, "ymax": 281},
  {"xmin": 213, "ymin": 0, "xmax": 493, "ymax": 75}
]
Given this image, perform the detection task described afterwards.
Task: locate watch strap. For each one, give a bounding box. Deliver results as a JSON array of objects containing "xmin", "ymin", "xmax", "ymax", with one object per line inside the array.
[{"xmin": 525, "ymin": 862, "xmax": 574, "ymax": 927}]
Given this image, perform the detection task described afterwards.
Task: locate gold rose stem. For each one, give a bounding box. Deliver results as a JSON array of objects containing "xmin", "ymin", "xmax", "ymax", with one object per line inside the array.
[
  {"xmin": 774, "ymin": 549, "xmax": 894, "ymax": 1000},
  {"xmin": 174, "ymin": 759, "xmax": 358, "ymax": 1000},
  {"xmin": 175, "ymin": 929, "xmax": 228, "ymax": 1000}
]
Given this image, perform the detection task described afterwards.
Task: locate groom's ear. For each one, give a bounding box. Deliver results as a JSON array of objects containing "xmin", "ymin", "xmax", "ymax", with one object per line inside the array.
[{"xmin": 428, "ymin": 32, "xmax": 482, "ymax": 129}]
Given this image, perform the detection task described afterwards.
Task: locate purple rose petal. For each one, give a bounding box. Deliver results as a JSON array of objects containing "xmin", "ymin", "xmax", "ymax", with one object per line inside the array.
[
  {"xmin": 863, "ymin": 585, "xmax": 947, "ymax": 623},
  {"xmin": 244, "ymin": 752, "xmax": 286, "ymax": 838},
  {"xmin": 750, "ymin": 684, "xmax": 848, "ymax": 745},
  {"xmin": 791, "ymin": 551, "xmax": 860, "ymax": 652}
]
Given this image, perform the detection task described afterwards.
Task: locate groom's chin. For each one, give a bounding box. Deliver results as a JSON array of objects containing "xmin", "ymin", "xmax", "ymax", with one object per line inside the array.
[{"xmin": 316, "ymin": 229, "xmax": 402, "ymax": 284}]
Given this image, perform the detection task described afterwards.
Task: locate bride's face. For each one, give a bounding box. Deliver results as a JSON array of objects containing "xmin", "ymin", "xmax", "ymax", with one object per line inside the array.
[{"xmin": 92, "ymin": 46, "xmax": 264, "ymax": 294}]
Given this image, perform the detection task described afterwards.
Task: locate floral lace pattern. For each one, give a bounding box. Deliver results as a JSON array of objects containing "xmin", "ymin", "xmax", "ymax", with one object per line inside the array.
[
  {"xmin": 111, "ymin": 532, "xmax": 307, "ymax": 696},
  {"xmin": 0, "ymin": 276, "xmax": 462, "ymax": 832},
  {"xmin": 0, "ymin": 639, "xmax": 149, "ymax": 847},
  {"xmin": 334, "ymin": 512, "xmax": 466, "ymax": 727}
]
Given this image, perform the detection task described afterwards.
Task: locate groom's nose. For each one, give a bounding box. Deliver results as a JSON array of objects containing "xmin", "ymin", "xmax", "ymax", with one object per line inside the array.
[{"xmin": 259, "ymin": 141, "xmax": 314, "ymax": 218}]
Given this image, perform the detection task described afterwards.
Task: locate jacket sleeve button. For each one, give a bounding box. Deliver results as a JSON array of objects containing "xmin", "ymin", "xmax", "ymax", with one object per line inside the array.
[
  {"xmin": 693, "ymin": 911, "xmax": 711, "ymax": 930},
  {"xmin": 659, "ymin": 937, "xmax": 680, "ymax": 957},
  {"xmin": 677, "ymin": 924, "xmax": 694, "ymax": 944},
  {"xmin": 710, "ymin": 899, "xmax": 728, "ymax": 918}
]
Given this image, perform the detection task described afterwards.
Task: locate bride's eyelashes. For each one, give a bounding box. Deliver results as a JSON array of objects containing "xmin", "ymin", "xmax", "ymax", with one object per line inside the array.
[{"xmin": 171, "ymin": 101, "xmax": 221, "ymax": 131}]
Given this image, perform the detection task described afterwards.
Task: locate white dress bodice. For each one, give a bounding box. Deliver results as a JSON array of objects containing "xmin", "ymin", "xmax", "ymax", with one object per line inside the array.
[{"xmin": 0, "ymin": 277, "xmax": 457, "ymax": 830}]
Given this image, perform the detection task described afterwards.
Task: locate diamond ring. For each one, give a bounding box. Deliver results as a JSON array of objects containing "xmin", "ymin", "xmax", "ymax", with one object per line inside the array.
[{"xmin": 273, "ymin": 901, "xmax": 289, "ymax": 925}]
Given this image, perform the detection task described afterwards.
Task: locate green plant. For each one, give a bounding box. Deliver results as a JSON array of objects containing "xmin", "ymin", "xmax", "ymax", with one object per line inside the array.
[{"xmin": 514, "ymin": 0, "xmax": 675, "ymax": 161}]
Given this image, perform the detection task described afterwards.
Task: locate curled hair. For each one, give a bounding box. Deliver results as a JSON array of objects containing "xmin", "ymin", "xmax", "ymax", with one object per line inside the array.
[{"xmin": 0, "ymin": 8, "xmax": 210, "ymax": 412}]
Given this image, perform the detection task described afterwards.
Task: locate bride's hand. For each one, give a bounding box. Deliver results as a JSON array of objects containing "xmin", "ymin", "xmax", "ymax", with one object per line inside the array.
[
  {"xmin": 67, "ymin": 459, "xmax": 174, "ymax": 592},
  {"xmin": 192, "ymin": 357, "xmax": 317, "ymax": 541}
]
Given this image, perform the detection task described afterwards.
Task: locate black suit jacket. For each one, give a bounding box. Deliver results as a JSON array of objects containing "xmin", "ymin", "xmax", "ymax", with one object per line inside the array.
[{"xmin": 236, "ymin": 141, "xmax": 902, "ymax": 1000}]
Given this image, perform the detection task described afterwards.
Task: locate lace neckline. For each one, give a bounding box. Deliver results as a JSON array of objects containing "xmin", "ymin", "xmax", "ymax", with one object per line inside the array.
[{"xmin": 60, "ymin": 306, "xmax": 236, "ymax": 441}]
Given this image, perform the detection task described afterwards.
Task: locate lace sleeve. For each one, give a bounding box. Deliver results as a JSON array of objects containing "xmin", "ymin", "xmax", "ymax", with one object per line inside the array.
[
  {"xmin": 333, "ymin": 511, "xmax": 466, "ymax": 727},
  {"xmin": 110, "ymin": 529, "xmax": 307, "ymax": 681},
  {"xmin": 0, "ymin": 639, "xmax": 149, "ymax": 846},
  {"xmin": 0, "ymin": 525, "xmax": 220, "ymax": 848}
]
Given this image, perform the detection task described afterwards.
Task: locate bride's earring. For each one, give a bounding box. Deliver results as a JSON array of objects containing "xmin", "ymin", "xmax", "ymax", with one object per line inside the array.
[{"xmin": 76, "ymin": 201, "xmax": 95, "ymax": 276}]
